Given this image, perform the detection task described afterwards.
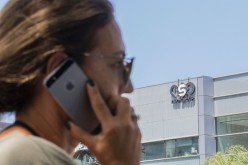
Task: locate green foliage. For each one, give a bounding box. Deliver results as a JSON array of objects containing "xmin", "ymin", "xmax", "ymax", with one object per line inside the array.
[{"xmin": 205, "ymin": 145, "xmax": 248, "ymax": 165}]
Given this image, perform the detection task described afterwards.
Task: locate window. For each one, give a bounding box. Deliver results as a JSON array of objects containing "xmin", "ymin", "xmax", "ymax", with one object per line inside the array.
[
  {"xmin": 165, "ymin": 140, "xmax": 175, "ymax": 158},
  {"xmin": 217, "ymin": 133, "xmax": 248, "ymax": 152},
  {"xmin": 216, "ymin": 113, "xmax": 248, "ymax": 135},
  {"xmin": 175, "ymin": 137, "xmax": 198, "ymax": 157},
  {"xmin": 216, "ymin": 113, "xmax": 248, "ymax": 153},
  {"xmin": 141, "ymin": 137, "xmax": 199, "ymax": 161},
  {"xmin": 142, "ymin": 141, "xmax": 165, "ymax": 160}
]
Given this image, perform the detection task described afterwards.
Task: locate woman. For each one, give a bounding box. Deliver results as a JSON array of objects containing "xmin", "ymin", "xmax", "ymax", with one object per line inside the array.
[{"xmin": 0, "ymin": 0, "xmax": 141, "ymax": 165}]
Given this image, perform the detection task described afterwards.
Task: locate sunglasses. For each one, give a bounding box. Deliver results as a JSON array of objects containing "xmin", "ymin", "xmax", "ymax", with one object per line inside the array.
[
  {"xmin": 121, "ymin": 57, "xmax": 134, "ymax": 86},
  {"xmin": 84, "ymin": 52, "xmax": 134, "ymax": 87}
]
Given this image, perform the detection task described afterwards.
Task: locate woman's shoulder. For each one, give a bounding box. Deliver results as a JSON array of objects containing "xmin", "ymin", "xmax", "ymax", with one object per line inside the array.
[{"xmin": 0, "ymin": 131, "xmax": 77, "ymax": 165}]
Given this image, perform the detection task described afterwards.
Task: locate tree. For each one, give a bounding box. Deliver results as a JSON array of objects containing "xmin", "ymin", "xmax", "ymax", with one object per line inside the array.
[{"xmin": 205, "ymin": 145, "xmax": 248, "ymax": 165}]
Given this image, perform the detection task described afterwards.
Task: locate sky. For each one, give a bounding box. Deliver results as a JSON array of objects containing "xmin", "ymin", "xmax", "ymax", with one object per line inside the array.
[{"xmin": 1, "ymin": 0, "xmax": 248, "ymax": 88}]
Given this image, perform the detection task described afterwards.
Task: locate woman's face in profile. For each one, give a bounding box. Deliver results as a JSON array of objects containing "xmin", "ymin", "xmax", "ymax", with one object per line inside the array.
[{"xmin": 81, "ymin": 19, "xmax": 133, "ymax": 100}]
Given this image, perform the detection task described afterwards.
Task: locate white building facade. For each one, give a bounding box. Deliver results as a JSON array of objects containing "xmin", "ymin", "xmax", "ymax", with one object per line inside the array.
[
  {"xmin": 0, "ymin": 113, "xmax": 14, "ymax": 132},
  {"xmin": 128, "ymin": 73, "xmax": 248, "ymax": 165}
]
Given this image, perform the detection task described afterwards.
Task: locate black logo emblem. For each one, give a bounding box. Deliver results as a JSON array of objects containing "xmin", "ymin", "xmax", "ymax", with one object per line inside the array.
[{"xmin": 170, "ymin": 82, "xmax": 195, "ymax": 104}]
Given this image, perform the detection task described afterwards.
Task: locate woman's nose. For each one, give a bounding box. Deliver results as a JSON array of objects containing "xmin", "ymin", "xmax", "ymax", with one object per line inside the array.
[{"xmin": 122, "ymin": 80, "xmax": 134, "ymax": 93}]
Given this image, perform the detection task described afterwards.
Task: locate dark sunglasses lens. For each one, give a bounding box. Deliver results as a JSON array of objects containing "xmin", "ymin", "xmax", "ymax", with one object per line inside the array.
[{"xmin": 123, "ymin": 59, "xmax": 133, "ymax": 85}]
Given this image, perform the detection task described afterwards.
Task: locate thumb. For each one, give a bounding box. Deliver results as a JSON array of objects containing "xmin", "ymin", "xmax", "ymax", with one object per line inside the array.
[{"xmin": 70, "ymin": 122, "xmax": 95, "ymax": 149}]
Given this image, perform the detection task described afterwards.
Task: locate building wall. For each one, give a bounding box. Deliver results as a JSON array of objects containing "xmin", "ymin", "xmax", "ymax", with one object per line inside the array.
[
  {"xmin": 197, "ymin": 77, "xmax": 215, "ymax": 164},
  {"xmin": 213, "ymin": 73, "xmax": 248, "ymax": 153},
  {"xmin": 128, "ymin": 78, "xmax": 204, "ymax": 164},
  {"xmin": 214, "ymin": 73, "xmax": 248, "ymax": 116},
  {"xmin": 127, "ymin": 76, "xmax": 223, "ymax": 165},
  {"xmin": 0, "ymin": 113, "xmax": 15, "ymax": 131},
  {"xmin": 129, "ymin": 78, "xmax": 199, "ymax": 143}
]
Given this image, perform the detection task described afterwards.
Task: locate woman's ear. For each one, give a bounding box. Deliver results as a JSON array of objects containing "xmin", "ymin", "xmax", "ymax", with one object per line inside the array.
[{"xmin": 46, "ymin": 52, "xmax": 68, "ymax": 74}]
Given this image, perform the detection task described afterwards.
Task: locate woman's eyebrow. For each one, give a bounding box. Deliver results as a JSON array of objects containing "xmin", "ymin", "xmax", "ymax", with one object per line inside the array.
[{"xmin": 101, "ymin": 51, "xmax": 125, "ymax": 60}]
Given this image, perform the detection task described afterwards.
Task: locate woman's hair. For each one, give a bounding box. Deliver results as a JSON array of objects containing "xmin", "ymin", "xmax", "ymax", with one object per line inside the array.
[{"xmin": 0, "ymin": 0, "xmax": 113, "ymax": 112}]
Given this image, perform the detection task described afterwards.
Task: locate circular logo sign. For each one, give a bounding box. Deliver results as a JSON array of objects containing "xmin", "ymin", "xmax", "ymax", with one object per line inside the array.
[{"xmin": 170, "ymin": 82, "xmax": 196, "ymax": 104}]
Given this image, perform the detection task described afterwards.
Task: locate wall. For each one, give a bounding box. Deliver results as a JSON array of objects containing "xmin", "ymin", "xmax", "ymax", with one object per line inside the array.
[
  {"xmin": 214, "ymin": 73, "xmax": 248, "ymax": 116},
  {"xmin": 129, "ymin": 78, "xmax": 199, "ymax": 143}
]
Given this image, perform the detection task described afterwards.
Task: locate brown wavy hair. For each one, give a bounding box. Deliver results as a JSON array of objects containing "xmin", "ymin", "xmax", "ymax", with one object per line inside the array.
[{"xmin": 0, "ymin": 0, "xmax": 113, "ymax": 112}]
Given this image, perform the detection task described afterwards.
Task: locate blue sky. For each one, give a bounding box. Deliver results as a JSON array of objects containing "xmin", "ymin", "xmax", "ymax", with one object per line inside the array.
[
  {"xmin": 1, "ymin": 0, "xmax": 248, "ymax": 88},
  {"xmin": 111, "ymin": 0, "xmax": 248, "ymax": 87}
]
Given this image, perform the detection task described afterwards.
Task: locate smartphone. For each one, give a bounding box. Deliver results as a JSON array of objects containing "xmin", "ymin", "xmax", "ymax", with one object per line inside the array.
[{"xmin": 43, "ymin": 58, "xmax": 99, "ymax": 133}]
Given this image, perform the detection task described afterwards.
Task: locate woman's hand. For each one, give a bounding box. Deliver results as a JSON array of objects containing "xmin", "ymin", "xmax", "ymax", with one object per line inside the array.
[{"xmin": 70, "ymin": 82, "xmax": 141, "ymax": 165}]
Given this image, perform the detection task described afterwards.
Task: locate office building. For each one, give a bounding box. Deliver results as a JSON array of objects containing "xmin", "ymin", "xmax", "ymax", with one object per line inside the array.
[{"xmin": 128, "ymin": 72, "xmax": 248, "ymax": 165}]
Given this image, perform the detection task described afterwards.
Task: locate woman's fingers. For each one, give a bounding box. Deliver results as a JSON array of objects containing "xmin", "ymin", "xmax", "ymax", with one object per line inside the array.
[
  {"xmin": 107, "ymin": 96, "xmax": 132, "ymax": 123},
  {"xmin": 70, "ymin": 84, "xmax": 141, "ymax": 165},
  {"xmin": 86, "ymin": 82, "xmax": 112, "ymax": 126},
  {"xmin": 87, "ymin": 81, "xmax": 139, "ymax": 127},
  {"xmin": 70, "ymin": 122, "xmax": 95, "ymax": 149}
]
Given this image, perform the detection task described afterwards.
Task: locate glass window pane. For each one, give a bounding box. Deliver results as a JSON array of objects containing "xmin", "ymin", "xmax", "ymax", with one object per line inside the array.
[
  {"xmin": 192, "ymin": 137, "xmax": 199, "ymax": 155},
  {"xmin": 165, "ymin": 140, "xmax": 175, "ymax": 158},
  {"xmin": 217, "ymin": 133, "xmax": 248, "ymax": 152},
  {"xmin": 141, "ymin": 141, "xmax": 165, "ymax": 161},
  {"xmin": 141, "ymin": 137, "xmax": 199, "ymax": 161},
  {"xmin": 175, "ymin": 137, "xmax": 199, "ymax": 157},
  {"xmin": 216, "ymin": 113, "xmax": 248, "ymax": 135}
]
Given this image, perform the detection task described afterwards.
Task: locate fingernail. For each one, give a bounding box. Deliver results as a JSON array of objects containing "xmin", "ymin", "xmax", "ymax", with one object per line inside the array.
[
  {"xmin": 87, "ymin": 79, "xmax": 95, "ymax": 86},
  {"xmin": 65, "ymin": 121, "xmax": 71, "ymax": 130}
]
